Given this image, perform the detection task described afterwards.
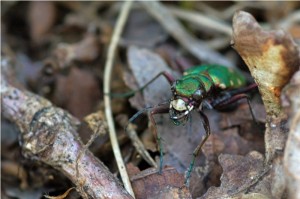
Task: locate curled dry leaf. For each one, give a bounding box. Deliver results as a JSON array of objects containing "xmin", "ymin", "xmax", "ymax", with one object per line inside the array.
[
  {"xmin": 232, "ymin": 10, "xmax": 300, "ymax": 163},
  {"xmin": 282, "ymin": 71, "xmax": 300, "ymax": 199},
  {"xmin": 232, "ymin": 10, "xmax": 299, "ymax": 117},
  {"xmin": 200, "ymin": 151, "xmax": 286, "ymax": 199},
  {"xmin": 200, "ymin": 151, "xmax": 266, "ymax": 199}
]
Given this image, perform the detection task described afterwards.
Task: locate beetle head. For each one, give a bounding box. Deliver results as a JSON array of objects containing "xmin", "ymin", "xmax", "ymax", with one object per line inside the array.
[{"xmin": 169, "ymin": 96, "xmax": 194, "ymax": 125}]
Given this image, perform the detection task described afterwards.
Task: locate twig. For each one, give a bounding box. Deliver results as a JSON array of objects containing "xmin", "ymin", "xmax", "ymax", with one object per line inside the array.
[
  {"xmin": 1, "ymin": 77, "xmax": 133, "ymax": 199},
  {"xmin": 168, "ymin": 6, "xmax": 232, "ymax": 36},
  {"xmin": 103, "ymin": 1, "xmax": 135, "ymax": 197},
  {"xmin": 141, "ymin": 1, "xmax": 233, "ymax": 68},
  {"xmin": 117, "ymin": 115, "xmax": 157, "ymax": 168},
  {"xmin": 279, "ymin": 10, "xmax": 300, "ymax": 30},
  {"xmin": 196, "ymin": 2, "xmax": 266, "ymax": 20},
  {"xmin": 44, "ymin": 187, "xmax": 75, "ymax": 199},
  {"xmin": 76, "ymin": 111, "xmax": 108, "ymax": 182},
  {"xmin": 205, "ymin": 37, "xmax": 232, "ymax": 50}
]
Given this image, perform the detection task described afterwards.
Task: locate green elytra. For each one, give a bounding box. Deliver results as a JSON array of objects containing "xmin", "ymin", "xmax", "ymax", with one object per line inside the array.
[{"xmin": 174, "ymin": 64, "xmax": 247, "ymax": 97}]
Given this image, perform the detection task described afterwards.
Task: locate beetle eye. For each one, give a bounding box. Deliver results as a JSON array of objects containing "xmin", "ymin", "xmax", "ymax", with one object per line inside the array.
[{"xmin": 193, "ymin": 90, "xmax": 203, "ymax": 100}]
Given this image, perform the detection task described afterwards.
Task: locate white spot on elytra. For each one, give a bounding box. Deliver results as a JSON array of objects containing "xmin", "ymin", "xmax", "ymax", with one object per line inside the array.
[
  {"xmin": 237, "ymin": 79, "xmax": 242, "ymax": 85},
  {"xmin": 219, "ymin": 83, "xmax": 226, "ymax": 89}
]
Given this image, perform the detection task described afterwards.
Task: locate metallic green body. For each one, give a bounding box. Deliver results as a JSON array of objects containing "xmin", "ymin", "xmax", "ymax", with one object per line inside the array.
[{"xmin": 175, "ymin": 65, "xmax": 246, "ymax": 97}]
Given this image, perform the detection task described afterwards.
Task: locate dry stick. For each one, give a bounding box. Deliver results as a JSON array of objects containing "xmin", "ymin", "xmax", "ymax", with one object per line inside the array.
[
  {"xmin": 168, "ymin": 6, "xmax": 232, "ymax": 36},
  {"xmin": 167, "ymin": 6, "xmax": 232, "ymax": 50},
  {"xmin": 1, "ymin": 81, "xmax": 133, "ymax": 199},
  {"xmin": 196, "ymin": 2, "xmax": 264, "ymax": 20},
  {"xmin": 141, "ymin": 1, "xmax": 233, "ymax": 68},
  {"xmin": 117, "ymin": 115, "xmax": 157, "ymax": 168},
  {"xmin": 103, "ymin": 1, "xmax": 135, "ymax": 197},
  {"xmin": 75, "ymin": 114, "xmax": 107, "ymax": 183},
  {"xmin": 279, "ymin": 10, "xmax": 300, "ymax": 30}
]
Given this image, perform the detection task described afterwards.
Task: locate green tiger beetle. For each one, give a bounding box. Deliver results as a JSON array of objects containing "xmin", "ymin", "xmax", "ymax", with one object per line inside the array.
[{"xmin": 126, "ymin": 64, "xmax": 257, "ymax": 184}]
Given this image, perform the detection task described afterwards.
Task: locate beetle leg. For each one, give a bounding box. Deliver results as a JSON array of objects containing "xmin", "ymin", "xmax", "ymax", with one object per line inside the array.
[
  {"xmin": 202, "ymin": 100, "xmax": 213, "ymax": 110},
  {"xmin": 225, "ymin": 83, "xmax": 257, "ymax": 96},
  {"xmin": 210, "ymin": 83, "xmax": 258, "ymax": 107},
  {"xmin": 213, "ymin": 93, "xmax": 257, "ymax": 124},
  {"xmin": 148, "ymin": 104, "xmax": 170, "ymax": 174},
  {"xmin": 185, "ymin": 111, "xmax": 211, "ymax": 185},
  {"xmin": 126, "ymin": 102, "xmax": 169, "ymax": 173},
  {"xmin": 109, "ymin": 71, "xmax": 175, "ymax": 98}
]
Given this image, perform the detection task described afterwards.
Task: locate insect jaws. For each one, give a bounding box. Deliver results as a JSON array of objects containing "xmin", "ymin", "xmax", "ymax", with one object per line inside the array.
[
  {"xmin": 187, "ymin": 105, "xmax": 193, "ymax": 111},
  {"xmin": 171, "ymin": 109, "xmax": 191, "ymax": 120},
  {"xmin": 171, "ymin": 99, "xmax": 187, "ymax": 111}
]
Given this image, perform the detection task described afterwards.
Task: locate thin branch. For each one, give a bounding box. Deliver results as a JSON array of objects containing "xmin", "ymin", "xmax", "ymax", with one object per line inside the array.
[
  {"xmin": 279, "ymin": 10, "xmax": 300, "ymax": 30},
  {"xmin": 1, "ymin": 76, "xmax": 133, "ymax": 199},
  {"xmin": 103, "ymin": 1, "xmax": 135, "ymax": 197},
  {"xmin": 141, "ymin": 1, "xmax": 233, "ymax": 68},
  {"xmin": 168, "ymin": 6, "xmax": 232, "ymax": 36},
  {"xmin": 117, "ymin": 115, "xmax": 157, "ymax": 168}
]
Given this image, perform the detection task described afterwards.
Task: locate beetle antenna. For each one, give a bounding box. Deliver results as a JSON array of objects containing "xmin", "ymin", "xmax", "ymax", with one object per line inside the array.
[
  {"xmin": 107, "ymin": 72, "xmax": 175, "ymax": 98},
  {"xmin": 126, "ymin": 101, "xmax": 170, "ymax": 129},
  {"xmin": 187, "ymin": 113, "xmax": 193, "ymax": 136}
]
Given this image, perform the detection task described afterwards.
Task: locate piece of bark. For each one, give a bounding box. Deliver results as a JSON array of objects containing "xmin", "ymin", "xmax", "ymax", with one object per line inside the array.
[{"xmin": 282, "ymin": 71, "xmax": 300, "ymax": 199}]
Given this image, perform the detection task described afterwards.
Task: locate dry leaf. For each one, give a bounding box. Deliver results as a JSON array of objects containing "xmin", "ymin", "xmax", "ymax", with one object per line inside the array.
[
  {"xmin": 232, "ymin": 10, "xmax": 299, "ymax": 117},
  {"xmin": 83, "ymin": 110, "xmax": 107, "ymax": 136},
  {"xmin": 121, "ymin": 9, "xmax": 168, "ymax": 48},
  {"xmin": 232, "ymin": 9, "xmax": 300, "ymax": 164},
  {"xmin": 129, "ymin": 165, "xmax": 191, "ymax": 199},
  {"xmin": 126, "ymin": 45, "xmax": 176, "ymax": 108},
  {"xmin": 52, "ymin": 67, "xmax": 101, "ymax": 120},
  {"xmin": 200, "ymin": 151, "xmax": 267, "ymax": 199}
]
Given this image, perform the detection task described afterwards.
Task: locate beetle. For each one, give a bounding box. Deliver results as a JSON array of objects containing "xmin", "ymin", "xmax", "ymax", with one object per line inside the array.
[{"xmin": 127, "ymin": 64, "xmax": 257, "ymax": 184}]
